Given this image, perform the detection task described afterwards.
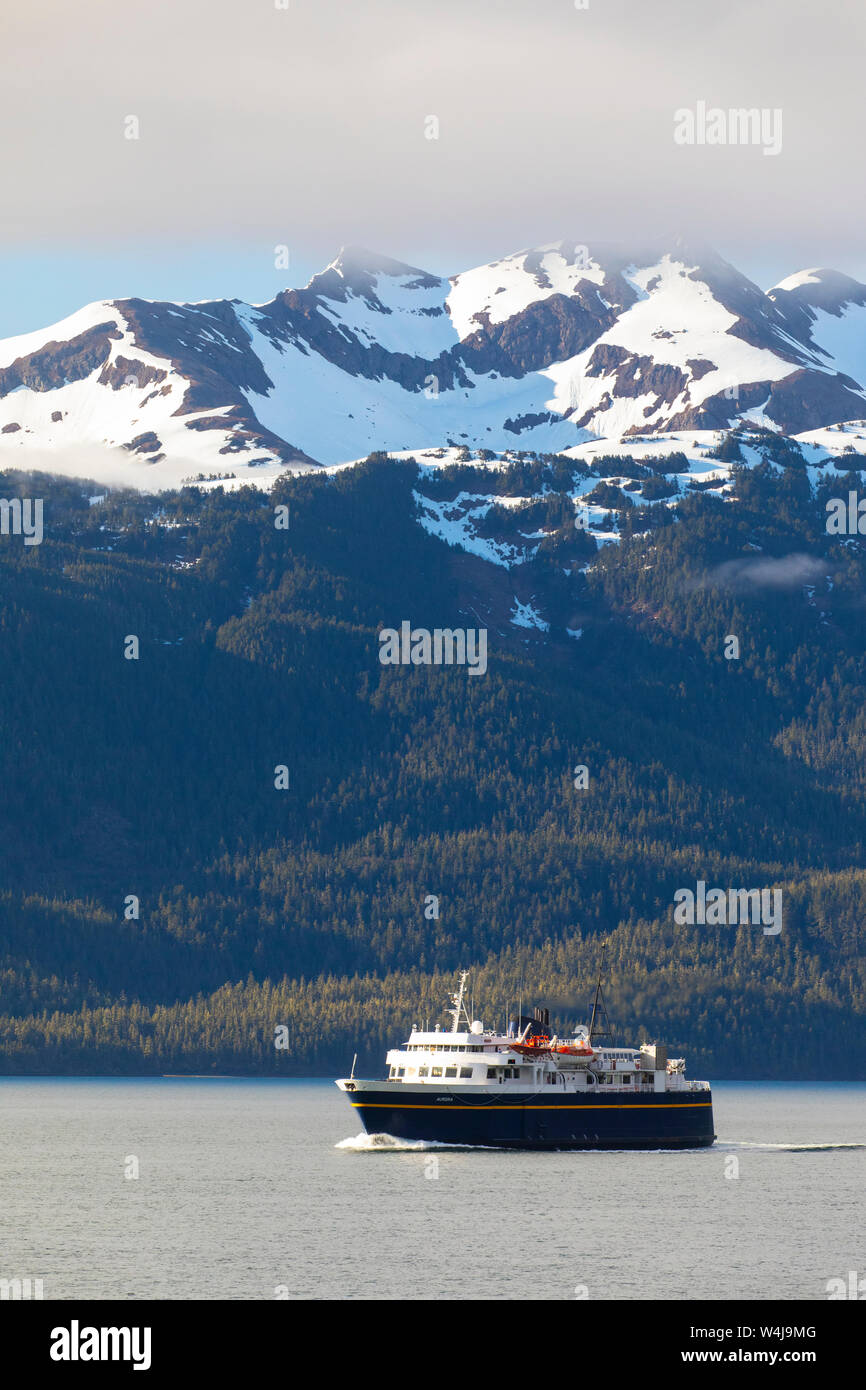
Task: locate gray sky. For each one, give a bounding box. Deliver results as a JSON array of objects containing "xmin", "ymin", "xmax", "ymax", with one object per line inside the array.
[{"xmin": 1, "ymin": 0, "xmax": 864, "ymax": 334}]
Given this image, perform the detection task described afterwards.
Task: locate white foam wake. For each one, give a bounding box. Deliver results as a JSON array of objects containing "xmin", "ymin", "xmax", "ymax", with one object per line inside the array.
[
  {"xmin": 716, "ymin": 1140, "xmax": 866, "ymax": 1152},
  {"xmin": 337, "ymin": 1132, "xmax": 447, "ymax": 1152},
  {"xmin": 335, "ymin": 1131, "xmax": 495, "ymax": 1152}
]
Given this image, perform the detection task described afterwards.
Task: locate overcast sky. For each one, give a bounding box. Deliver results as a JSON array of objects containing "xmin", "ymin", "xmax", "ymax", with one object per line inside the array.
[{"xmin": 1, "ymin": 0, "xmax": 864, "ymax": 336}]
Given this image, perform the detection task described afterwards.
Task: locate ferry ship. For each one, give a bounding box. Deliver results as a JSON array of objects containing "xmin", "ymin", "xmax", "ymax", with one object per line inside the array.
[{"xmin": 336, "ymin": 969, "xmax": 715, "ymax": 1150}]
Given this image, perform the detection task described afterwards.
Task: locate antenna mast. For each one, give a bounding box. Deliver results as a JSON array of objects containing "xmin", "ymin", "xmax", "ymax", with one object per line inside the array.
[
  {"xmin": 588, "ymin": 943, "xmax": 613, "ymax": 1044},
  {"xmin": 449, "ymin": 971, "xmax": 468, "ymax": 1033}
]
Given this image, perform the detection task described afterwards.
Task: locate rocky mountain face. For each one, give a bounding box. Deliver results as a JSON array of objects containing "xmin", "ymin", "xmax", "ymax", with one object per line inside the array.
[{"xmin": 0, "ymin": 240, "xmax": 864, "ymax": 487}]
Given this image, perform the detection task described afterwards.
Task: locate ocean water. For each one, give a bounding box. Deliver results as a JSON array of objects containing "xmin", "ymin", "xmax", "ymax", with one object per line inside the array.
[{"xmin": 0, "ymin": 1078, "xmax": 863, "ymax": 1300}]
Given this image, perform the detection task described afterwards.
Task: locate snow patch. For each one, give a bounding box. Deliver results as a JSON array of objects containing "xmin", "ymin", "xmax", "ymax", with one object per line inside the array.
[{"xmin": 510, "ymin": 598, "xmax": 549, "ymax": 631}]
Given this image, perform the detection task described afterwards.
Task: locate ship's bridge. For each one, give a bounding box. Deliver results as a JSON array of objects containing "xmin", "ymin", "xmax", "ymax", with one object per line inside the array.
[{"xmin": 386, "ymin": 1026, "xmax": 520, "ymax": 1084}]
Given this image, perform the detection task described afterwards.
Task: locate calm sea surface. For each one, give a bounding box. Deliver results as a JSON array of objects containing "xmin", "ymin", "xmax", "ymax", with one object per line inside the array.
[{"xmin": 0, "ymin": 1078, "xmax": 863, "ymax": 1300}]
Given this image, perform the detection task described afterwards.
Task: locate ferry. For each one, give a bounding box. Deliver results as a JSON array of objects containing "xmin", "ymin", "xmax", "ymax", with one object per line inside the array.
[{"xmin": 336, "ymin": 968, "xmax": 715, "ymax": 1150}]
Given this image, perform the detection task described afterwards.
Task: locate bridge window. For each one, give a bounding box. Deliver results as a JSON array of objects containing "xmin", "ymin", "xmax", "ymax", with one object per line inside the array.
[
  {"xmin": 445, "ymin": 1067, "xmax": 458, "ymax": 1078},
  {"xmin": 459, "ymin": 1067, "xmax": 472, "ymax": 1079}
]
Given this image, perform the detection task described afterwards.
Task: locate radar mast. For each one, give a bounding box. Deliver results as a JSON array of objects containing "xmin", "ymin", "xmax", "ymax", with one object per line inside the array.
[{"xmin": 449, "ymin": 970, "xmax": 469, "ymax": 1033}]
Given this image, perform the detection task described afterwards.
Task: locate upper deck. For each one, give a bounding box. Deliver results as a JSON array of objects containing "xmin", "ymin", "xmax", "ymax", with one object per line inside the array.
[{"xmin": 378, "ymin": 1027, "xmax": 709, "ymax": 1094}]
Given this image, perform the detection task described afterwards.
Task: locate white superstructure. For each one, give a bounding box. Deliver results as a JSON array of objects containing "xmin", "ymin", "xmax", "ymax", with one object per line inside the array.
[
  {"xmin": 378, "ymin": 1028, "xmax": 708, "ymax": 1095},
  {"xmin": 343, "ymin": 971, "xmax": 708, "ymax": 1099}
]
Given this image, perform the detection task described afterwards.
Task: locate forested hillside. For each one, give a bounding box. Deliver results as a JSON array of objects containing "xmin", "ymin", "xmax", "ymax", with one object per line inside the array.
[{"xmin": 0, "ymin": 450, "xmax": 864, "ymax": 1076}]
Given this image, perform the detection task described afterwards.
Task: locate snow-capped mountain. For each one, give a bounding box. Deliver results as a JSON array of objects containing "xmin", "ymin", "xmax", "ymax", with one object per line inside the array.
[{"xmin": 1, "ymin": 240, "xmax": 865, "ymax": 488}]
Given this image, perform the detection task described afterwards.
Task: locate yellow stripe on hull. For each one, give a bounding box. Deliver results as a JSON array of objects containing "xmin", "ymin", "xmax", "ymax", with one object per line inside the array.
[{"xmin": 351, "ymin": 1101, "xmax": 712, "ymax": 1111}]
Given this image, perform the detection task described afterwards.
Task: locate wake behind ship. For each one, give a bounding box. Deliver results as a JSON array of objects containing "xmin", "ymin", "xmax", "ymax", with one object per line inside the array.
[{"xmin": 336, "ymin": 970, "xmax": 715, "ymax": 1150}]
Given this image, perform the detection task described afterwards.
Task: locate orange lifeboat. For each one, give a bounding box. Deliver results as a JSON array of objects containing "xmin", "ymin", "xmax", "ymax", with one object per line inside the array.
[
  {"xmin": 553, "ymin": 1043, "xmax": 595, "ymax": 1057},
  {"xmin": 511, "ymin": 1035, "xmax": 552, "ymax": 1055}
]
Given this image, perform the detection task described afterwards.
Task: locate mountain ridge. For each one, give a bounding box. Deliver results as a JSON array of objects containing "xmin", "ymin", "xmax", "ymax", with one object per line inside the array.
[{"xmin": 0, "ymin": 240, "xmax": 865, "ymax": 488}]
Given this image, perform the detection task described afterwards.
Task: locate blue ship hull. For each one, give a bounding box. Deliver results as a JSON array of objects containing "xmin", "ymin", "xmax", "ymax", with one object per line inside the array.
[{"xmin": 347, "ymin": 1085, "xmax": 716, "ymax": 1149}]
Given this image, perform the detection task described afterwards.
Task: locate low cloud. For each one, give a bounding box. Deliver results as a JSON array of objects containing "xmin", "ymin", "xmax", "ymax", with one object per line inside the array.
[
  {"xmin": 698, "ymin": 553, "xmax": 830, "ymax": 592},
  {"xmin": 0, "ymin": 0, "xmax": 864, "ymax": 283}
]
